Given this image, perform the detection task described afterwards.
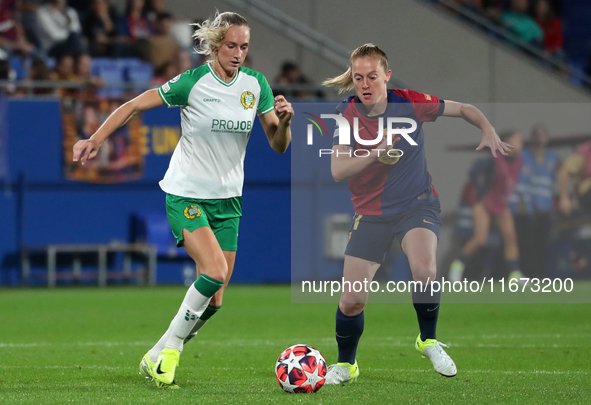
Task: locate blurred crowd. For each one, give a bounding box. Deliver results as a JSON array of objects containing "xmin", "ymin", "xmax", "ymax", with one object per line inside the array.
[
  {"xmin": 0, "ymin": 0, "xmax": 200, "ymax": 95},
  {"xmin": 0, "ymin": 0, "xmax": 330, "ymax": 99},
  {"xmin": 446, "ymin": 0, "xmax": 565, "ymax": 63},
  {"xmin": 438, "ymin": 0, "xmax": 591, "ymax": 79},
  {"xmin": 273, "ymin": 61, "xmax": 325, "ymax": 100},
  {"xmin": 451, "ymin": 126, "xmax": 591, "ymax": 280},
  {"xmin": 2, "ymin": 0, "xmax": 585, "ymax": 98}
]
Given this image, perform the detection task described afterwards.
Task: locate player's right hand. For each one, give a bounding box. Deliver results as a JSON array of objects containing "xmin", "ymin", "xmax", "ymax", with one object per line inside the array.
[
  {"xmin": 376, "ymin": 130, "xmax": 401, "ymax": 151},
  {"xmin": 476, "ymin": 127, "xmax": 513, "ymax": 158},
  {"xmin": 73, "ymin": 138, "xmax": 101, "ymax": 164}
]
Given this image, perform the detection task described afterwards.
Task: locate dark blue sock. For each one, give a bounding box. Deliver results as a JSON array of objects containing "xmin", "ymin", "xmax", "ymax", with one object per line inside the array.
[
  {"xmin": 335, "ymin": 306, "xmax": 364, "ymax": 364},
  {"xmin": 412, "ymin": 284, "xmax": 440, "ymax": 341},
  {"xmin": 507, "ymin": 259, "xmax": 520, "ymax": 274},
  {"xmin": 458, "ymin": 253, "xmax": 468, "ymax": 265}
]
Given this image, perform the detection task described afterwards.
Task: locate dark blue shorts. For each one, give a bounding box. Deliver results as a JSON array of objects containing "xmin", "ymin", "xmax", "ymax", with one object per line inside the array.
[{"xmin": 344, "ymin": 201, "xmax": 442, "ymax": 263}]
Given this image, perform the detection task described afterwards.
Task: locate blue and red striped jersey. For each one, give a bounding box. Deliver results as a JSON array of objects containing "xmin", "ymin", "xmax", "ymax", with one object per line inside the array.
[{"xmin": 333, "ymin": 89, "xmax": 445, "ymax": 215}]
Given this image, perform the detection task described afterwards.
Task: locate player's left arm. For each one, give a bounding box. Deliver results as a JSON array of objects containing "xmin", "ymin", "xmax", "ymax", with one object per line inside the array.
[
  {"xmin": 442, "ymin": 100, "xmax": 512, "ymax": 158},
  {"xmin": 259, "ymin": 95, "xmax": 293, "ymax": 154}
]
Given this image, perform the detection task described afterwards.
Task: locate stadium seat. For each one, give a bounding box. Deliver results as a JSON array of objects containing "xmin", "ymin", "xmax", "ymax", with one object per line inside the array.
[
  {"xmin": 122, "ymin": 59, "xmax": 153, "ymax": 94},
  {"xmin": 45, "ymin": 57, "xmax": 56, "ymax": 70},
  {"xmin": 8, "ymin": 56, "xmax": 28, "ymax": 80},
  {"xmin": 132, "ymin": 211, "xmax": 188, "ymax": 257},
  {"xmin": 568, "ymin": 62, "xmax": 585, "ymax": 87},
  {"xmin": 92, "ymin": 58, "xmax": 124, "ymax": 98},
  {"xmin": 121, "ymin": 58, "xmax": 153, "ymax": 84}
]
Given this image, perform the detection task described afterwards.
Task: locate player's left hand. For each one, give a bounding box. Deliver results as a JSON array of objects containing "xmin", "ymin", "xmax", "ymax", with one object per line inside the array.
[
  {"xmin": 476, "ymin": 127, "xmax": 513, "ymax": 158},
  {"xmin": 274, "ymin": 95, "xmax": 294, "ymax": 125}
]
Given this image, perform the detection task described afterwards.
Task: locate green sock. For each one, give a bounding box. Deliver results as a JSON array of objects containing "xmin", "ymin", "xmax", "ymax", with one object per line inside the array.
[
  {"xmin": 164, "ymin": 275, "xmax": 224, "ymax": 351},
  {"xmin": 194, "ymin": 274, "xmax": 225, "ymax": 297},
  {"xmin": 183, "ymin": 305, "xmax": 222, "ymax": 346}
]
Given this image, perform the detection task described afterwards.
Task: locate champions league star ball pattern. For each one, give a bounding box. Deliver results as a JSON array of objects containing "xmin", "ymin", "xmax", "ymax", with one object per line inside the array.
[{"xmin": 275, "ymin": 344, "xmax": 327, "ymax": 393}]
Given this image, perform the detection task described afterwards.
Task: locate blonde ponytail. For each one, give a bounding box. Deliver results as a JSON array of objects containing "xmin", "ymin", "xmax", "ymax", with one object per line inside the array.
[{"xmin": 322, "ymin": 67, "xmax": 354, "ymax": 93}]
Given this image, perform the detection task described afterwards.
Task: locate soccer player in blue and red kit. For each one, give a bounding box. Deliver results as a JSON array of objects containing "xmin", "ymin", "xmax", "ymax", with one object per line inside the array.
[{"xmin": 321, "ymin": 44, "xmax": 512, "ymax": 383}]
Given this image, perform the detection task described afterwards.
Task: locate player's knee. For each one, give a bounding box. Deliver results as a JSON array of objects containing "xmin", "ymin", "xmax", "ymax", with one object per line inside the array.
[
  {"xmin": 201, "ymin": 256, "xmax": 228, "ymax": 282},
  {"xmin": 413, "ymin": 268, "xmax": 437, "ymax": 284},
  {"xmin": 339, "ymin": 301, "xmax": 365, "ymax": 316},
  {"xmin": 210, "ymin": 263, "xmax": 228, "ymax": 282},
  {"xmin": 409, "ymin": 257, "xmax": 436, "ymax": 283}
]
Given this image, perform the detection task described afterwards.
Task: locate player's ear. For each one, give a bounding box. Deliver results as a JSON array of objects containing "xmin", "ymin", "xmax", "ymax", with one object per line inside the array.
[{"xmin": 385, "ymin": 69, "xmax": 392, "ymax": 83}]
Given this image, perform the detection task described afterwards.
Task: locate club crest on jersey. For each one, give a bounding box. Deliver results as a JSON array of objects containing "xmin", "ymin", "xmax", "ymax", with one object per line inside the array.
[
  {"xmin": 184, "ymin": 205, "xmax": 201, "ymax": 220},
  {"xmin": 378, "ymin": 149, "xmax": 402, "ymax": 165},
  {"xmin": 240, "ymin": 91, "xmax": 255, "ymax": 109},
  {"xmin": 170, "ymin": 74, "xmax": 181, "ymax": 83},
  {"xmin": 377, "ymin": 128, "xmax": 401, "ymax": 165}
]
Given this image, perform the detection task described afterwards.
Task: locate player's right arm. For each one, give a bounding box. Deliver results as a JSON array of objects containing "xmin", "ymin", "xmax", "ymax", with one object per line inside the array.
[
  {"xmin": 330, "ymin": 136, "xmax": 398, "ymax": 182},
  {"xmin": 73, "ymin": 89, "xmax": 164, "ymax": 164},
  {"xmin": 442, "ymin": 100, "xmax": 512, "ymax": 158}
]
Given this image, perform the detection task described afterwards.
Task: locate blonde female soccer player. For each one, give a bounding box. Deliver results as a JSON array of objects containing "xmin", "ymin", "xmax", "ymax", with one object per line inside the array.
[
  {"xmin": 321, "ymin": 44, "xmax": 511, "ymax": 383},
  {"xmin": 72, "ymin": 11, "xmax": 293, "ymax": 388}
]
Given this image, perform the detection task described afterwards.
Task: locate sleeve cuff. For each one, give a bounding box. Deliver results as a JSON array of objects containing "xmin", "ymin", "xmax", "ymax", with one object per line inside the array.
[
  {"xmin": 432, "ymin": 99, "xmax": 445, "ymax": 121},
  {"xmin": 157, "ymin": 87, "xmax": 172, "ymax": 107},
  {"xmin": 258, "ymin": 105, "xmax": 274, "ymax": 116}
]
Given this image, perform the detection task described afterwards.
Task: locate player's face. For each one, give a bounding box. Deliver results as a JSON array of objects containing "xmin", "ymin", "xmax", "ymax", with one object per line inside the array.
[
  {"xmin": 352, "ymin": 57, "xmax": 391, "ymax": 106},
  {"xmin": 215, "ymin": 25, "xmax": 250, "ymax": 75}
]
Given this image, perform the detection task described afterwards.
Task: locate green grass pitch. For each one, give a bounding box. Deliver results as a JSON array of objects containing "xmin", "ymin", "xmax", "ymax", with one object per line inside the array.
[{"xmin": 0, "ymin": 285, "xmax": 589, "ymax": 404}]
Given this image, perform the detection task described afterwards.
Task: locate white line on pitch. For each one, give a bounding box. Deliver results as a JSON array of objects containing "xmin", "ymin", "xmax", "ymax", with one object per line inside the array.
[
  {"xmin": 0, "ymin": 336, "xmax": 587, "ymax": 349},
  {"xmin": 0, "ymin": 341, "xmax": 154, "ymax": 348},
  {"xmin": 365, "ymin": 368, "xmax": 589, "ymax": 375},
  {"xmin": 0, "ymin": 365, "xmax": 136, "ymax": 370},
  {"xmin": 0, "ymin": 365, "xmax": 587, "ymax": 376}
]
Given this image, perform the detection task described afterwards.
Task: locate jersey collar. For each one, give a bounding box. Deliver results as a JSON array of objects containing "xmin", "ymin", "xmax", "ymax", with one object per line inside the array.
[{"xmin": 207, "ymin": 62, "xmax": 240, "ymax": 87}]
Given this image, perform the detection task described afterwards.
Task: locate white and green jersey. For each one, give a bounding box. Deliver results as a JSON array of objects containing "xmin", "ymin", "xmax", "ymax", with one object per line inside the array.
[{"xmin": 157, "ymin": 63, "xmax": 274, "ymax": 199}]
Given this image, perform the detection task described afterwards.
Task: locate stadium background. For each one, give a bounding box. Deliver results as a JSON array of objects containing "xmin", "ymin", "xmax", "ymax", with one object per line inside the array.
[
  {"xmin": 1, "ymin": 1, "xmax": 591, "ymax": 403},
  {"xmin": 2, "ymin": 0, "xmax": 591, "ymax": 286}
]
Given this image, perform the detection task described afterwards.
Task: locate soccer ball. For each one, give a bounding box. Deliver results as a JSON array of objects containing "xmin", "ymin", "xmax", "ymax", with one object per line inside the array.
[{"xmin": 275, "ymin": 344, "xmax": 327, "ymax": 393}]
